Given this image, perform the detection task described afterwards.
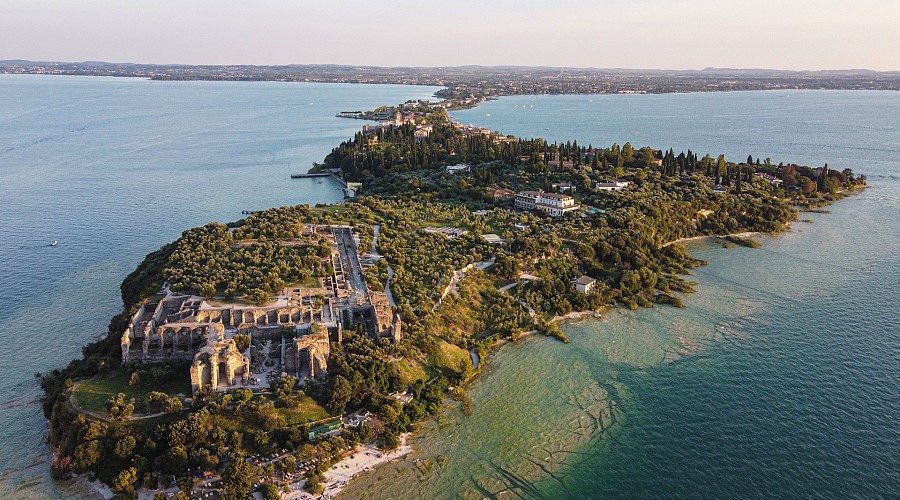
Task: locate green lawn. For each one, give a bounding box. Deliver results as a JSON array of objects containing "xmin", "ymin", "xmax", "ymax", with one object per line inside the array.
[
  {"xmin": 394, "ymin": 357, "xmax": 428, "ymax": 387},
  {"xmin": 427, "ymin": 340, "xmax": 472, "ymax": 379},
  {"xmin": 207, "ymin": 394, "xmax": 333, "ymax": 434},
  {"xmin": 310, "ymin": 205, "xmax": 350, "ymax": 217},
  {"xmin": 286, "ymin": 274, "xmax": 322, "ymax": 289},
  {"xmin": 276, "ymin": 395, "xmax": 332, "ymax": 425},
  {"xmin": 71, "ymin": 368, "xmax": 191, "ymax": 416}
]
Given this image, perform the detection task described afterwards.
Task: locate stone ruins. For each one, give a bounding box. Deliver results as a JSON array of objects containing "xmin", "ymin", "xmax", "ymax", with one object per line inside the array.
[{"xmin": 120, "ymin": 224, "xmax": 401, "ymax": 394}]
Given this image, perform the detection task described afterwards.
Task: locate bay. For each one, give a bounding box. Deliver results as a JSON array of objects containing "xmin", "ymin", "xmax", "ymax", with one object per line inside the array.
[
  {"xmin": 1, "ymin": 78, "xmax": 898, "ymax": 498},
  {"xmin": 338, "ymin": 91, "xmax": 900, "ymax": 499},
  {"xmin": 0, "ymin": 75, "xmax": 440, "ymax": 498}
]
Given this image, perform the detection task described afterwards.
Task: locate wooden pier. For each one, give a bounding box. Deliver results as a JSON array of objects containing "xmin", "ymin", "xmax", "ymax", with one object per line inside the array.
[{"xmin": 290, "ymin": 173, "xmax": 331, "ymax": 179}]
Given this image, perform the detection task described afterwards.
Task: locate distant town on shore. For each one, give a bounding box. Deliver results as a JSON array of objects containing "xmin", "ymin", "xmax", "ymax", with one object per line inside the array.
[{"xmin": 3, "ymin": 60, "xmax": 898, "ymax": 109}]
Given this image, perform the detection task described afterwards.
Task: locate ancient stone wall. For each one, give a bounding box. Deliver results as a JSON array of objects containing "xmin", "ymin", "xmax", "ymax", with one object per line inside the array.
[
  {"xmin": 189, "ymin": 326, "xmax": 250, "ymax": 394},
  {"xmin": 285, "ymin": 329, "xmax": 330, "ymax": 378}
]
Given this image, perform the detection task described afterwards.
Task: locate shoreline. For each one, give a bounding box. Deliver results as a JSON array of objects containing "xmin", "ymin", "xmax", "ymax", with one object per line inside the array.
[
  {"xmin": 31, "ymin": 81, "xmax": 867, "ymax": 499},
  {"xmin": 326, "ymin": 223, "xmax": 795, "ymax": 495},
  {"xmin": 331, "ymin": 309, "xmax": 616, "ymax": 499},
  {"xmin": 551, "ymin": 309, "xmax": 603, "ymax": 324},
  {"xmin": 295, "ymin": 434, "xmax": 412, "ymax": 499},
  {"xmin": 662, "ymin": 231, "xmax": 760, "ymax": 248}
]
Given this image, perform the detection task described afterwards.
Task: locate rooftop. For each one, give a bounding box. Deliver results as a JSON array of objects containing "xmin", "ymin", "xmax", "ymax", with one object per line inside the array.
[{"xmin": 540, "ymin": 192, "xmax": 572, "ymax": 200}]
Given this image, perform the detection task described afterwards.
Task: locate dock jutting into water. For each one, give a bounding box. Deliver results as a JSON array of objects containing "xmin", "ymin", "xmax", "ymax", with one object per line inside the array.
[{"xmin": 289, "ymin": 173, "xmax": 331, "ymax": 179}]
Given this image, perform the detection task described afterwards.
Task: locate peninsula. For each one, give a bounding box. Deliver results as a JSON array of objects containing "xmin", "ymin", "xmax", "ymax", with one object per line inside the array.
[
  {"xmin": 4, "ymin": 60, "xmax": 900, "ymax": 111},
  {"xmin": 40, "ymin": 101, "xmax": 865, "ymax": 499}
]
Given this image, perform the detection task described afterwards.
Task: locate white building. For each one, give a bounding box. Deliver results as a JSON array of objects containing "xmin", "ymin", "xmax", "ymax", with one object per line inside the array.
[
  {"xmin": 515, "ymin": 191, "xmax": 579, "ymax": 217},
  {"xmin": 515, "ymin": 191, "xmax": 542, "ymax": 210},
  {"xmin": 595, "ymin": 181, "xmax": 630, "ymax": 191},
  {"xmin": 446, "ymin": 164, "xmax": 470, "ymax": 174},
  {"xmin": 537, "ymin": 192, "xmax": 579, "ymax": 217},
  {"xmin": 574, "ymin": 276, "xmax": 597, "ymax": 294},
  {"xmin": 481, "ymin": 233, "xmax": 505, "ymax": 244}
]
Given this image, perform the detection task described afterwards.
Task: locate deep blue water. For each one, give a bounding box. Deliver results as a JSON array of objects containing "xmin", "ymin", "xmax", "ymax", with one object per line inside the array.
[
  {"xmin": 0, "ymin": 75, "xmax": 439, "ymax": 498},
  {"xmin": 342, "ymin": 91, "xmax": 899, "ymax": 499},
  {"xmin": 456, "ymin": 91, "xmax": 900, "ymax": 498}
]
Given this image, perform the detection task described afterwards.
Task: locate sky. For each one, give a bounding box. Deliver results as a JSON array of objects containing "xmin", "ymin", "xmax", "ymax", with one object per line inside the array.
[{"xmin": 2, "ymin": 0, "xmax": 898, "ymax": 70}]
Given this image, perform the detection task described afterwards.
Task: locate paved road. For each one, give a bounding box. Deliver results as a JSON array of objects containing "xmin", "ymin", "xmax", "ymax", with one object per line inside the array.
[{"xmin": 333, "ymin": 227, "xmax": 367, "ymax": 304}]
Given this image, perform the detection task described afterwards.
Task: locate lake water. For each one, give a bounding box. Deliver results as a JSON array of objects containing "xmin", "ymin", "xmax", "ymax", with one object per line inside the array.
[
  {"xmin": 338, "ymin": 91, "xmax": 900, "ymax": 499},
  {"xmin": 0, "ymin": 75, "xmax": 439, "ymax": 498},
  {"xmin": 0, "ymin": 79, "xmax": 897, "ymax": 498}
]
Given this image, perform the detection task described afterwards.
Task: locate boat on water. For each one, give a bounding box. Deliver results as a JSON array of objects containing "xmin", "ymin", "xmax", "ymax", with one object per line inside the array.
[{"xmin": 50, "ymin": 240, "xmax": 58, "ymax": 246}]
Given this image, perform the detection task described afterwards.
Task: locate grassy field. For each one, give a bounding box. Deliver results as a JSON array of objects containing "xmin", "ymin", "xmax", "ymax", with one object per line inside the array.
[
  {"xmin": 71, "ymin": 367, "xmax": 191, "ymax": 415},
  {"xmin": 417, "ymin": 216, "xmax": 465, "ymax": 230},
  {"xmin": 207, "ymin": 394, "xmax": 333, "ymax": 434},
  {"xmin": 310, "ymin": 205, "xmax": 350, "ymax": 217},
  {"xmin": 286, "ymin": 274, "xmax": 323, "ymax": 289},
  {"xmin": 394, "ymin": 357, "xmax": 428, "ymax": 387},
  {"xmin": 427, "ymin": 339, "xmax": 472, "ymax": 379},
  {"xmin": 276, "ymin": 395, "xmax": 332, "ymax": 425}
]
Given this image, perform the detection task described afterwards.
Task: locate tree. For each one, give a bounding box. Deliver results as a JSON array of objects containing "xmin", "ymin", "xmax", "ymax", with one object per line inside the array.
[
  {"xmin": 50, "ymin": 456, "xmax": 73, "ymax": 480},
  {"xmin": 232, "ymin": 387, "xmax": 253, "ymax": 407},
  {"xmin": 817, "ymin": 164, "xmax": 829, "ymax": 193},
  {"xmin": 112, "ymin": 467, "xmax": 138, "ymax": 497},
  {"xmin": 328, "ymin": 375, "xmax": 354, "ymax": 413},
  {"xmin": 305, "ymin": 470, "xmax": 325, "ymax": 495},
  {"xmin": 233, "ymin": 333, "xmax": 250, "ymax": 353},
  {"xmin": 161, "ymin": 446, "xmax": 189, "ymax": 475},
  {"xmin": 222, "ymin": 458, "xmax": 255, "ymax": 500},
  {"xmin": 260, "ymin": 483, "xmax": 281, "ymax": 500},
  {"xmin": 621, "ymin": 142, "xmax": 634, "ymax": 162},
  {"xmin": 271, "ymin": 375, "xmax": 297, "ymax": 404},
  {"xmin": 106, "ymin": 393, "xmax": 135, "ymax": 420},
  {"xmin": 800, "ymin": 176, "xmax": 816, "ymax": 195},
  {"xmin": 164, "ymin": 397, "xmax": 183, "ymax": 414},
  {"xmin": 355, "ymin": 423, "xmax": 374, "ymax": 443},
  {"xmin": 715, "ymin": 155, "xmax": 727, "ymax": 185},
  {"xmin": 248, "ymin": 288, "xmax": 269, "ymax": 306},
  {"xmin": 72, "ymin": 440, "xmax": 101, "ymax": 472},
  {"xmin": 280, "ymin": 455, "xmax": 297, "ymax": 474},
  {"xmin": 493, "ymin": 251, "xmax": 520, "ymax": 280},
  {"xmin": 114, "ymin": 435, "xmax": 137, "ymax": 459}
]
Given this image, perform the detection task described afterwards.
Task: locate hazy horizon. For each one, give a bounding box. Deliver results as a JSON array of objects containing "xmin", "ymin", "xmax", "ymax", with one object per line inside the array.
[
  {"xmin": 2, "ymin": 0, "xmax": 898, "ymax": 71},
  {"xmin": 3, "ymin": 59, "xmax": 897, "ymax": 74}
]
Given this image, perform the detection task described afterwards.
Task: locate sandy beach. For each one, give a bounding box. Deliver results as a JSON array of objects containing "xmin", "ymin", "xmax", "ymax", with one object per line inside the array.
[
  {"xmin": 283, "ymin": 435, "xmax": 412, "ymax": 499},
  {"xmin": 551, "ymin": 309, "xmax": 602, "ymax": 323},
  {"xmin": 662, "ymin": 231, "xmax": 759, "ymax": 248}
]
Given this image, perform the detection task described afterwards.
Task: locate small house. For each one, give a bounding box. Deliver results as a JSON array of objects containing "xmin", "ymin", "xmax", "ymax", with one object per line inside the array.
[
  {"xmin": 574, "ymin": 276, "xmax": 597, "ymax": 294},
  {"xmin": 481, "ymin": 234, "xmax": 505, "ymax": 244},
  {"xmin": 446, "ymin": 164, "xmax": 470, "ymax": 174}
]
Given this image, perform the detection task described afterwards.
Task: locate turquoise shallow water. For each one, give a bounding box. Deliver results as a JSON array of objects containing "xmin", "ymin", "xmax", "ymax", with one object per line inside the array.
[
  {"xmin": 0, "ymin": 75, "xmax": 439, "ymax": 498},
  {"xmin": 1, "ymin": 80, "xmax": 897, "ymax": 498},
  {"xmin": 338, "ymin": 91, "xmax": 900, "ymax": 499}
]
